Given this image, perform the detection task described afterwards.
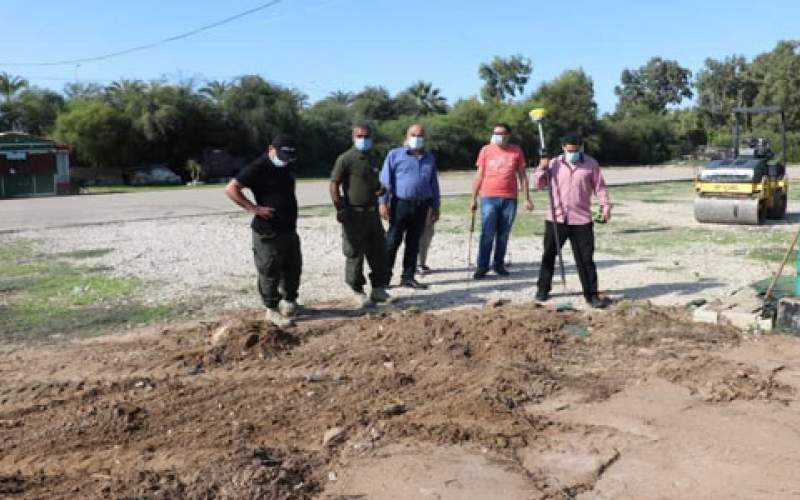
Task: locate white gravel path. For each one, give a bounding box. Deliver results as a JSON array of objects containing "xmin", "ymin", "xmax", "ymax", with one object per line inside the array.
[{"xmin": 4, "ymin": 195, "xmax": 792, "ymax": 315}]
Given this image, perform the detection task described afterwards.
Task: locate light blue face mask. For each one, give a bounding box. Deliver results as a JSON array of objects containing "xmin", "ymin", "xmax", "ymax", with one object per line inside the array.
[
  {"xmin": 407, "ymin": 136, "xmax": 425, "ymax": 150},
  {"xmin": 355, "ymin": 137, "xmax": 373, "ymax": 152},
  {"xmin": 270, "ymin": 154, "xmax": 288, "ymax": 168},
  {"xmin": 565, "ymin": 151, "xmax": 581, "ymax": 164},
  {"xmin": 491, "ymin": 134, "xmax": 506, "ymax": 146}
]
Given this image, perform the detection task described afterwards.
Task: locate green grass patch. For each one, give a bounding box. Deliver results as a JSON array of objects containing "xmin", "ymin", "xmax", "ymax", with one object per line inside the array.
[
  {"xmin": 0, "ymin": 241, "xmax": 175, "ymax": 340},
  {"xmin": 608, "ymin": 181, "xmax": 695, "ymax": 202},
  {"xmin": 54, "ymin": 248, "xmax": 114, "ymax": 259},
  {"xmin": 752, "ymin": 275, "xmax": 795, "ymax": 300},
  {"xmin": 439, "ymin": 193, "xmax": 550, "ymax": 237}
]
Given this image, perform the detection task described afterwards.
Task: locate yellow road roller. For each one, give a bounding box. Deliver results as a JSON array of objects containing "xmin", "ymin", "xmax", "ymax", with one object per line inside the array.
[{"xmin": 694, "ymin": 106, "xmax": 788, "ymax": 225}]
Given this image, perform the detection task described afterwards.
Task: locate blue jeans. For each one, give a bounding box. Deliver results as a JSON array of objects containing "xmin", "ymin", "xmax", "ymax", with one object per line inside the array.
[{"xmin": 477, "ymin": 197, "xmax": 517, "ymax": 271}]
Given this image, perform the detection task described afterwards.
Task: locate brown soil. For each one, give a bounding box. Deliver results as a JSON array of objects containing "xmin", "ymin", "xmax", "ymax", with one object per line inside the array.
[{"xmin": 1, "ymin": 302, "xmax": 799, "ymax": 499}]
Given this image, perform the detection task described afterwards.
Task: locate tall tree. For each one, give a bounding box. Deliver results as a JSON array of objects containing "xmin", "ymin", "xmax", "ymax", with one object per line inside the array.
[
  {"xmin": 223, "ymin": 75, "xmax": 306, "ymax": 155},
  {"xmin": 478, "ymin": 55, "xmax": 532, "ymax": 102},
  {"xmin": 0, "ymin": 72, "xmax": 29, "ymax": 102},
  {"xmin": 327, "ymin": 90, "xmax": 355, "ymax": 106},
  {"xmin": 54, "ymin": 100, "xmax": 137, "ymax": 167},
  {"xmin": 64, "ymin": 81, "xmax": 104, "ymax": 100},
  {"xmin": 695, "ymin": 55, "xmax": 757, "ymax": 128},
  {"xmin": 350, "ymin": 86, "xmax": 397, "ymax": 122},
  {"xmin": 614, "ymin": 57, "xmax": 693, "ymax": 114},
  {"xmin": 404, "ymin": 81, "xmax": 448, "ymax": 114},
  {"xmin": 199, "ymin": 80, "xmax": 230, "ymax": 106},
  {"xmin": 749, "ymin": 40, "xmax": 800, "ymax": 129},
  {"xmin": 5, "ymin": 89, "xmax": 66, "ymax": 136},
  {"xmin": 531, "ymin": 69, "xmax": 599, "ymax": 153}
]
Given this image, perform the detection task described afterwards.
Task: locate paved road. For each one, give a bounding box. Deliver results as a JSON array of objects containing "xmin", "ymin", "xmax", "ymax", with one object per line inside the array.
[{"xmin": 0, "ymin": 165, "xmax": 706, "ymax": 232}]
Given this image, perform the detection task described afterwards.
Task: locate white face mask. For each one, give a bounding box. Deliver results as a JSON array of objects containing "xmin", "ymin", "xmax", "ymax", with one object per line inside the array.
[
  {"xmin": 407, "ymin": 136, "xmax": 425, "ymax": 150},
  {"xmin": 270, "ymin": 154, "xmax": 288, "ymax": 168},
  {"xmin": 491, "ymin": 134, "xmax": 506, "ymax": 146}
]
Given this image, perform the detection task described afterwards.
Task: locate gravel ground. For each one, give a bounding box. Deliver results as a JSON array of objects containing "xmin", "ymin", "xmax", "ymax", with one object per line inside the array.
[{"xmin": 4, "ymin": 193, "xmax": 794, "ymax": 316}]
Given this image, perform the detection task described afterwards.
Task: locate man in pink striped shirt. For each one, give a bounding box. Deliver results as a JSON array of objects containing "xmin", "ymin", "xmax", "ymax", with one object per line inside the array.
[{"xmin": 533, "ymin": 132, "xmax": 612, "ymax": 309}]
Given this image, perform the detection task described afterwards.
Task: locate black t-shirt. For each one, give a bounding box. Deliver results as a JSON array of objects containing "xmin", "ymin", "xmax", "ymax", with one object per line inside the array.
[{"xmin": 236, "ymin": 154, "xmax": 298, "ymax": 235}]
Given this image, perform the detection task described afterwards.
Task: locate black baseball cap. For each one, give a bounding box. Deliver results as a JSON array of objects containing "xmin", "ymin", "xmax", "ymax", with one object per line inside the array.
[
  {"xmin": 271, "ymin": 134, "xmax": 297, "ymax": 163},
  {"xmin": 560, "ymin": 132, "xmax": 583, "ymax": 146}
]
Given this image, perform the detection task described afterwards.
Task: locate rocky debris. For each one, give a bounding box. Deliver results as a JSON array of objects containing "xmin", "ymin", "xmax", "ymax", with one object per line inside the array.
[
  {"xmin": 486, "ymin": 297, "xmax": 509, "ymax": 308},
  {"xmin": 381, "ymin": 403, "xmax": 407, "ymax": 417},
  {"xmin": 656, "ymin": 354, "xmax": 794, "ymax": 403},
  {"xmin": 323, "ymin": 427, "xmax": 346, "ymax": 447}
]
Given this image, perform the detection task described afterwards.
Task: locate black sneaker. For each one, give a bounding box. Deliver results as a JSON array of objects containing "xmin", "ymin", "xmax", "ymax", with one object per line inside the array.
[
  {"xmin": 418, "ymin": 264, "xmax": 431, "ymax": 274},
  {"xmin": 473, "ymin": 268, "xmax": 489, "ymax": 279},
  {"xmin": 400, "ymin": 278, "xmax": 429, "ymax": 290},
  {"xmin": 535, "ymin": 291, "xmax": 549, "ymax": 302},
  {"xmin": 587, "ymin": 295, "xmax": 611, "ymax": 309},
  {"xmin": 494, "ymin": 266, "xmax": 510, "ymax": 276}
]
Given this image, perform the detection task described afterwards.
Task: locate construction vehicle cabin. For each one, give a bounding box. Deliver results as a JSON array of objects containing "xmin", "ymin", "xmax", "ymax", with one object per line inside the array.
[
  {"xmin": 0, "ymin": 132, "xmax": 71, "ymax": 198},
  {"xmin": 694, "ymin": 106, "xmax": 788, "ymax": 225}
]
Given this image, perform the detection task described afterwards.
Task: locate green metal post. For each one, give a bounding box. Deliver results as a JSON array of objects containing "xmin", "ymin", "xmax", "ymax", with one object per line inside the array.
[{"xmin": 796, "ymin": 247, "xmax": 800, "ymax": 297}]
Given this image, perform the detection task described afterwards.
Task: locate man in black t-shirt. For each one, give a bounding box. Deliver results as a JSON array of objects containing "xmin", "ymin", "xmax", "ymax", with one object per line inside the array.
[{"xmin": 225, "ymin": 134, "xmax": 301, "ymax": 327}]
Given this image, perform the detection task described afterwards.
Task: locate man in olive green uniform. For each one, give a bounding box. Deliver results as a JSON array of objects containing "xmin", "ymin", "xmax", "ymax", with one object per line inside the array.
[{"xmin": 329, "ymin": 124, "xmax": 391, "ymax": 307}]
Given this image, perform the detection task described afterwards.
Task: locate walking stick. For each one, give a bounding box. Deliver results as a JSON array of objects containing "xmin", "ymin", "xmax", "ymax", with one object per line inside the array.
[
  {"xmin": 467, "ymin": 209, "xmax": 476, "ymax": 276},
  {"xmin": 530, "ymin": 108, "xmax": 567, "ymax": 290},
  {"xmin": 761, "ymin": 225, "xmax": 800, "ymax": 313}
]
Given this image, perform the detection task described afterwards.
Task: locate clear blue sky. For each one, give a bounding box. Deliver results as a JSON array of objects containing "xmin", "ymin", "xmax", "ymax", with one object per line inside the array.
[{"xmin": 1, "ymin": 0, "xmax": 798, "ymax": 113}]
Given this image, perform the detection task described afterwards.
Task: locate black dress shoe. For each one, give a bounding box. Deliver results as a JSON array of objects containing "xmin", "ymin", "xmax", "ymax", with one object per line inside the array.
[
  {"xmin": 400, "ymin": 278, "xmax": 429, "ymax": 290},
  {"xmin": 493, "ymin": 266, "xmax": 510, "ymax": 276},
  {"xmin": 587, "ymin": 295, "xmax": 611, "ymax": 309},
  {"xmin": 473, "ymin": 268, "xmax": 488, "ymax": 279}
]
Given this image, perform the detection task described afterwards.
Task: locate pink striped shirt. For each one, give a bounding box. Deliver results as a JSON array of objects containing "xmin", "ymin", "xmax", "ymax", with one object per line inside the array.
[{"xmin": 533, "ymin": 154, "xmax": 610, "ymax": 225}]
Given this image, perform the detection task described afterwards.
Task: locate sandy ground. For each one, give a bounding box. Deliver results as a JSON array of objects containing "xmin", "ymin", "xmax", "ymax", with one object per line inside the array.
[
  {"xmin": 2, "ymin": 303, "xmax": 800, "ymax": 499},
  {"xmin": 4, "ymin": 178, "xmax": 800, "ymax": 498},
  {"xmin": 3, "ymin": 189, "xmax": 795, "ymax": 324}
]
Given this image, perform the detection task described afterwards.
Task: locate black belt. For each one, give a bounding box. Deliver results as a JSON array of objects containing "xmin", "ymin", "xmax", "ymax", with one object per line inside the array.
[
  {"xmin": 395, "ymin": 197, "xmax": 432, "ymax": 207},
  {"xmin": 349, "ymin": 205, "xmax": 377, "ymax": 212}
]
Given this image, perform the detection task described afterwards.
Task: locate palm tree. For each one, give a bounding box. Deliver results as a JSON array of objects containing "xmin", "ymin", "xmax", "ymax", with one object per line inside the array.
[
  {"xmin": 104, "ymin": 79, "xmax": 146, "ymax": 104},
  {"xmin": 407, "ymin": 81, "xmax": 448, "ymax": 114},
  {"xmin": 199, "ymin": 80, "xmax": 230, "ymax": 106},
  {"xmin": 327, "ymin": 90, "xmax": 355, "ymax": 105},
  {"xmin": 107, "ymin": 79, "xmax": 146, "ymax": 93},
  {"xmin": 0, "ymin": 72, "xmax": 29, "ymax": 102}
]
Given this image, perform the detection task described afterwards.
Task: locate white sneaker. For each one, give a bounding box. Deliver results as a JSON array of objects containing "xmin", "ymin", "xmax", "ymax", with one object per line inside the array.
[
  {"xmin": 353, "ymin": 291, "xmax": 372, "ymax": 308},
  {"xmin": 266, "ymin": 308, "xmax": 294, "ymax": 328},
  {"xmin": 278, "ymin": 299, "xmax": 298, "ymax": 318},
  {"xmin": 370, "ymin": 287, "xmax": 391, "ymax": 303}
]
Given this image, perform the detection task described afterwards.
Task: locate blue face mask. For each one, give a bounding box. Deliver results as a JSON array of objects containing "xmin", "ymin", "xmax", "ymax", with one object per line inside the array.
[
  {"xmin": 565, "ymin": 151, "xmax": 581, "ymax": 164},
  {"xmin": 407, "ymin": 136, "xmax": 425, "ymax": 150},
  {"xmin": 354, "ymin": 137, "xmax": 372, "ymax": 152}
]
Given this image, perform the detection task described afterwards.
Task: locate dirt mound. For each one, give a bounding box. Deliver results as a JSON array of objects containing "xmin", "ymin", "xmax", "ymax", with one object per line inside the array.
[
  {"xmin": 656, "ymin": 354, "xmax": 794, "ymax": 402},
  {"xmin": 589, "ymin": 302, "xmax": 740, "ymax": 348},
  {"xmin": 1, "ymin": 302, "xmax": 776, "ymax": 499},
  {"xmin": 102, "ymin": 447, "xmax": 323, "ymax": 500},
  {"xmin": 202, "ymin": 318, "xmax": 301, "ymax": 366}
]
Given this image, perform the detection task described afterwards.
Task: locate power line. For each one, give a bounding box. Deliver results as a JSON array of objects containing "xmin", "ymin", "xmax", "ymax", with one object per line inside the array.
[{"xmin": 0, "ymin": 0, "xmax": 284, "ymax": 67}]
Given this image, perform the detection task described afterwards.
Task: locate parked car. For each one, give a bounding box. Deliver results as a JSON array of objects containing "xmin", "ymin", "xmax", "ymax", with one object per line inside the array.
[{"xmin": 127, "ymin": 165, "xmax": 182, "ymax": 186}]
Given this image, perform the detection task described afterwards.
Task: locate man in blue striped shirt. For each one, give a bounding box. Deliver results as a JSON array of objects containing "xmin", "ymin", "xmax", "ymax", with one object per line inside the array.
[{"xmin": 379, "ymin": 124, "xmax": 441, "ymax": 289}]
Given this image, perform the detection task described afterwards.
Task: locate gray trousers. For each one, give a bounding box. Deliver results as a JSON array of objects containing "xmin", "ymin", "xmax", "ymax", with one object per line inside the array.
[{"xmin": 418, "ymin": 220, "xmax": 435, "ymax": 266}]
